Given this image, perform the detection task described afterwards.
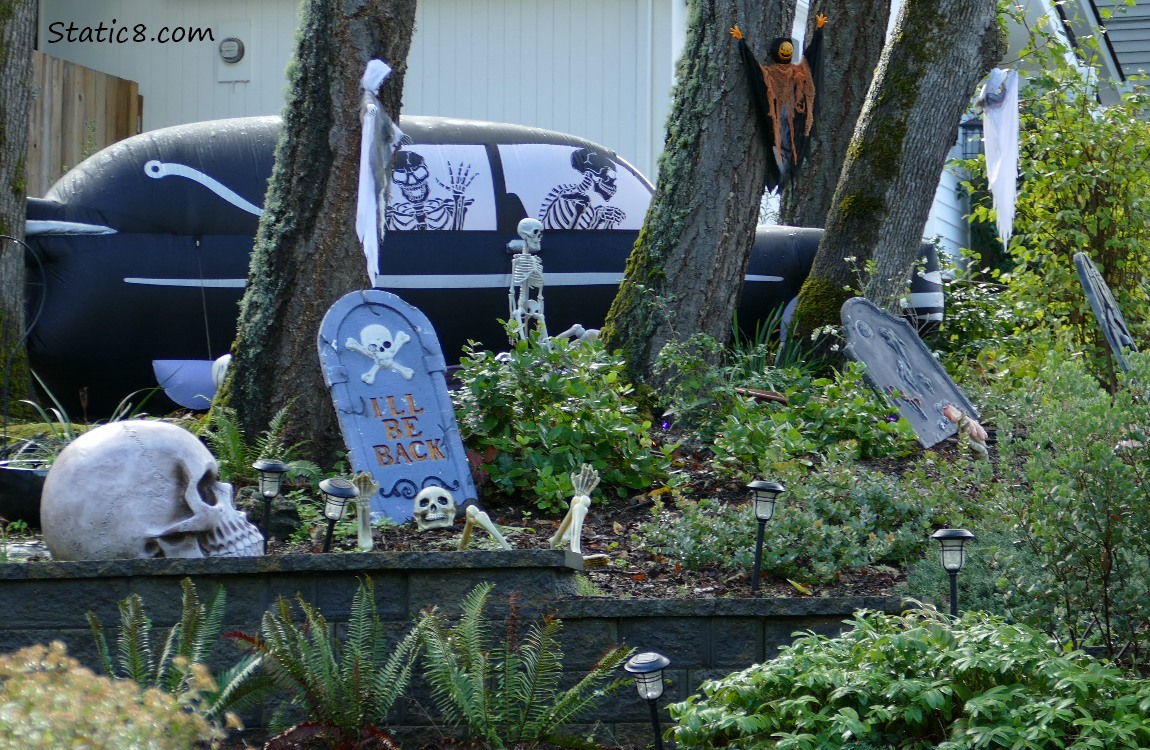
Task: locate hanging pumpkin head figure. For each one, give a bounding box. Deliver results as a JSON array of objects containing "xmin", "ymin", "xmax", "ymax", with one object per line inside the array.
[{"xmin": 731, "ymin": 14, "xmax": 827, "ymax": 191}]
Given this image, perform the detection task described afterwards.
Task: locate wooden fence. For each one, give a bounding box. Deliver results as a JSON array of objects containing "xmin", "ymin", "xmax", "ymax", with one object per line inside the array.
[{"xmin": 26, "ymin": 52, "xmax": 143, "ymax": 197}]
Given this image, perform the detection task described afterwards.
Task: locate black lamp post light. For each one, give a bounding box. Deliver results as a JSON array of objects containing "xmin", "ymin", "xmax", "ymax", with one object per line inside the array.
[
  {"xmin": 252, "ymin": 458, "xmax": 289, "ymax": 554},
  {"xmin": 625, "ymin": 651, "xmax": 670, "ymax": 750},
  {"xmin": 932, "ymin": 528, "xmax": 975, "ymax": 617},
  {"xmin": 747, "ymin": 480, "xmax": 785, "ymax": 594},
  {"xmin": 319, "ymin": 478, "xmax": 359, "ymax": 553}
]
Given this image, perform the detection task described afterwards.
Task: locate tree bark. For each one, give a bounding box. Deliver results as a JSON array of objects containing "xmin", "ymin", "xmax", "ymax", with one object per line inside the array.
[
  {"xmin": 601, "ymin": 0, "xmax": 791, "ymax": 388},
  {"xmin": 0, "ymin": 0, "xmax": 35, "ymax": 418},
  {"xmin": 792, "ymin": 0, "xmax": 1002, "ymax": 344},
  {"xmin": 222, "ymin": 0, "xmax": 416, "ymax": 466},
  {"xmin": 780, "ymin": 0, "xmax": 889, "ymax": 228}
]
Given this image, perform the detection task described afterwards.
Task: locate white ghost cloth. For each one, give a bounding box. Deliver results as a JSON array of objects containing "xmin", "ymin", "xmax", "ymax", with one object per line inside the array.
[
  {"xmin": 356, "ymin": 60, "xmax": 404, "ymax": 283},
  {"xmin": 979, "ymin": 68, "xmax": 1019, "ymax": 247}
]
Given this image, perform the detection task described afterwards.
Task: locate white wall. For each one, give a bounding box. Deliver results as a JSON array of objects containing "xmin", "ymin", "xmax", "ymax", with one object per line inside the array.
[
  {"xmin": 38, "ymin": 0, "xmax": 679, "ymax": 179},
  {"xmin": 39, "ymin": 0, "xmax": 298, "ymax": 131},
  {"xmin": 405, "ymin": 0, "xmax": 676, "ymax": 178}
]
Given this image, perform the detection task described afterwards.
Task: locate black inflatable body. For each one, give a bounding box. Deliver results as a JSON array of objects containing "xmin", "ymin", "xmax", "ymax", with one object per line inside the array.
[{"xmin": 25, "ymin": 116, "xmax": 943, "ymax": 416}]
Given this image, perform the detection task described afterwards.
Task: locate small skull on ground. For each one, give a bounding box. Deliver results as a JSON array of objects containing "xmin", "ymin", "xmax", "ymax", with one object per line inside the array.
[{"xmin": 412, "ymin": 486, "xmax": 456, "ymax": 531}]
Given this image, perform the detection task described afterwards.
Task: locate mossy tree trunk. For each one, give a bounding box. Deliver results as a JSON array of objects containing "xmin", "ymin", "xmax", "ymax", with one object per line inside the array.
[
  {"xmin": 601, "ymin": 0, "xmax": 790, "ymax": 387},
  {"xmin": 221, "ymin": 0, "xmax": 416, "ymax": 466},
  {"xmin": 791, "ymin": 0, "xmax": 1002, "ymax": 347},
  {"xmin": 0, "ymin": 0, "xmax": 35, "ymax": 418},
  {"xmin": 780, "ymin": 0, "xmax": 890, "ymax": 228}
]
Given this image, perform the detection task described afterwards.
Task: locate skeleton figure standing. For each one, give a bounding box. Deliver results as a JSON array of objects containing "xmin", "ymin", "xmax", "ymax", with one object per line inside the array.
[{"xmin": 508, "ymin": 218, "xmax": 548, "ymax": 342}]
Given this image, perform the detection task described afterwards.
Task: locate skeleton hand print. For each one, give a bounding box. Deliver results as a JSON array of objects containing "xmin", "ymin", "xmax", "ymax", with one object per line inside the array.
[{"xmin": 345, "ymin": 324, "xmax": 414, "ymax": 382}]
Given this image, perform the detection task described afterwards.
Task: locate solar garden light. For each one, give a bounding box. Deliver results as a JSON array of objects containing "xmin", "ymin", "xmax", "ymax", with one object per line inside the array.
[
  {"xmin": 747, "ymin": 480, "xmax": 785, "ymax": 594},
  {"xmin": 319, "ymin": 478, "xmax": 359, "ymax": 553},
  {"xmin": 932, "ymin": 528, "xmax": 975, "ymax": 617},
  {"xmin": 624, "ymin": 651, "xmax": 670, "ymax": 750},
  {"xmin": 252, "ymin": 458, "xmax": 289, "ymax": 554}
]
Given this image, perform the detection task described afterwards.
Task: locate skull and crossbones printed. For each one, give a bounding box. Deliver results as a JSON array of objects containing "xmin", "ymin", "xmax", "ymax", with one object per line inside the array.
[
  {"xmin": 538, "ymin": 148, "xmax": 626, "ymax": 230},
  {"xmin": 412, "ymin": 486, "xmax": 457, "ymax": 532},
  {"xmin": 508, "ymin": 218, "xmax": 549, "ymax": 343},
  {"xmin": 345, "ymin": 324, "xmax": 414, "ymax": 382},
  {"xmin": 385, "ymin": 150, "xmax": 477, "ymax": 231},
  {"xmin": 549, "ymin": 464, "xmax": 600, "ymax": 555}
]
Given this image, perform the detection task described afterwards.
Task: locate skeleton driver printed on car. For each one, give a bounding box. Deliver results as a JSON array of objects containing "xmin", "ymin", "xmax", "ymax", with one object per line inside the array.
[
  {"xmin": 385, "ymin": 150, "xmax": 476, "ymax": 231},
  {"xmin": 538, "ymin": 148, "xmax": 627, "ymax": 230}
]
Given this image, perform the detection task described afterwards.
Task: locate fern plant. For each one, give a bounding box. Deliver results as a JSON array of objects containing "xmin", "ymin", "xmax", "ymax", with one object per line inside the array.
[
  {"xmin": 87, "ymin": 577, "xmax": 269, "ymax": 723},
  {"xmin": 419, "ymin": 582, "xmax": 633, "ymax": 749},
  {"xmin": 226, "ymin": 576, "xmax": 423, "ymax": 747},
  {"xmin": 199, "ymin": 400, "xmax": 320, "ymax": 483}
]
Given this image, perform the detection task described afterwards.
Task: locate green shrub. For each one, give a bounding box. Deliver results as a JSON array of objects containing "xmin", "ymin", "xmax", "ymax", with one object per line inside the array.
[
  {"xmin": 669, "ymin": 607, "xmax": 1150, "ymax": 749},
  {"xmin": 419, "ymin": 582, "xmax": 632, "ymax": 749},
  {"xmin": 710, "ymin": 362, "xmax": 918, "ymax": 479},
  {"xmin": 639, "ymin": 457, "xmax": 979, "ymax": 584},
  {"xmin": 989, "ymin": 352, "xmax": 1150, "ymax": 663},
  {"xmin": 900, "ymin": 528, "xmax": 1046, "ymax": 620},
  {"xmin": 453, "ymin": 334, "xmax": 669, "ymax": 512},
  {"xmin": 0, "ymin": 641, "xmax": 226, "ymax": 749},
  {"xmin": 653, "ymin": 332, "xmax": 815, "ymax": 439}
]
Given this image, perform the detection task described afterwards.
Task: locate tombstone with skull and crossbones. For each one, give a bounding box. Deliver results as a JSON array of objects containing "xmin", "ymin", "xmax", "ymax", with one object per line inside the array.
[
  {"xmin": 508, "ymin": 218, "xmax": 549, "ymax": 343},
  {"xmin": 345, "ymin": 324, "xmax": 414, "ymax": 383}
]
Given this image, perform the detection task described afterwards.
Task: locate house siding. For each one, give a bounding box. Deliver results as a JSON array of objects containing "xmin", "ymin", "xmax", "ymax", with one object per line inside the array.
[
  {"xmin": 1096, "ymin": 0, "xmax": 1150, "ymax": 78},
  {"xmin": 38, "ymin": 0, "xmax": 678, "ymax": 179}
]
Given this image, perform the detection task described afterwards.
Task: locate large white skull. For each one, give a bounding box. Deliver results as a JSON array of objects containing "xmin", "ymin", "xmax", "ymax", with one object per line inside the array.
[
  {"xmin": 517, "ymin": 218, "xmax": 543, "ymax": 252},
  {"xmin": 412, "ymin": 486, "xmax": 456, "ymax": 532},
  {"xmin": 41, "ymin": 420, "xmax": 264, "ymax": 560}
]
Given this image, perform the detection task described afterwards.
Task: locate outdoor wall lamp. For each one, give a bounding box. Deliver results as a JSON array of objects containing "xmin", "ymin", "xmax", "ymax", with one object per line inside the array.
[
  {"xmin": 747, "ymin": 480, "xmax": 785, "ymax": 593},
  {"xmin": 319, "ymin": 478, "xmax": 358, "ymax": 553},
  {"xmin": 625, "ymin": 651, "xmax": 671, "ymax": 750},
  {"xmin": 959, "ymin": 115, "xmax": 984, "ymax": 161},
  {"xmin": 252, "ymin": 458, "xmax": 288, "ymax": 554},
  {"xmin": 932, "ymin": 528, "xmax": 975, "ymax": 617}
]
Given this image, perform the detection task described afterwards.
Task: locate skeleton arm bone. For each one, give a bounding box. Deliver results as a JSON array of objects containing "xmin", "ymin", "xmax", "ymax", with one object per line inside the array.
[{"xmin": 458, "ymin": 505, "xmax": 512, "ymax": 551}]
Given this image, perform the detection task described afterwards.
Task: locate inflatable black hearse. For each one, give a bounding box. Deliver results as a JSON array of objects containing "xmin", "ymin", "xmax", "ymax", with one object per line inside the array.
[{"xmin": 23, "ymin": 115, "xmax": 943, "ymax": 416}]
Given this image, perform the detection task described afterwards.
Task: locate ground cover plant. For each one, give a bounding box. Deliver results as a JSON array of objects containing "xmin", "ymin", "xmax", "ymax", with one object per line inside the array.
[{"xmin": 668, "ymin": 607, "xmax": 1150, "ymax": 749}]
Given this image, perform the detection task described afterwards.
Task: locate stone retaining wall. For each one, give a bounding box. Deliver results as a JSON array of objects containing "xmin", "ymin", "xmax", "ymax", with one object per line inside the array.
[{"xmin": 0, "ymin": 551, "xmax": 906, "ymax": 745}]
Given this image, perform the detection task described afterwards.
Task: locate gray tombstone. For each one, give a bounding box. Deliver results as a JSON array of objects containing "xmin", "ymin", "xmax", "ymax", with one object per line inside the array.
[
  {"xmin": 318, "ymin": 290, "xmax": 477, "ymax": 521},
  {"xmin": 841, "ymin": 297, "xmax": 980, "ymax": 448},
  {"xmin": 1074, "ymin": 252, "xmax": 1138, "ymax": 373}
]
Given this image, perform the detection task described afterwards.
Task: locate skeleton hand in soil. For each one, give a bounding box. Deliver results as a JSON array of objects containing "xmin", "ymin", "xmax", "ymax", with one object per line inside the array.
[
  {"xmin": 458, "ymin": 505, "xmax": 512, "ymax": 551},
  {"xmin": 550, "ymin": 464, "xmax": 600, "ymax": 554},
  {"xmin": 942, "ymin": 404, "xmax": 989, "ymax": 460}
]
